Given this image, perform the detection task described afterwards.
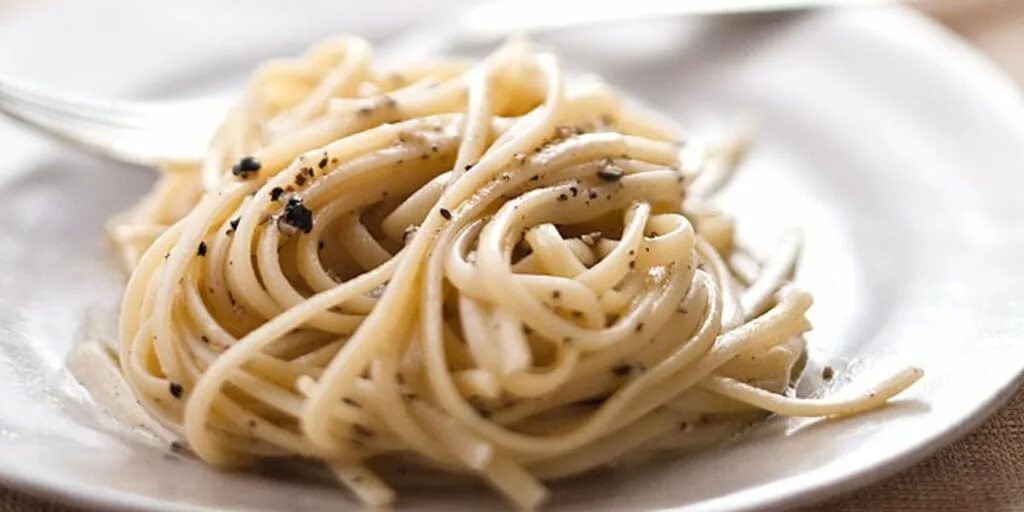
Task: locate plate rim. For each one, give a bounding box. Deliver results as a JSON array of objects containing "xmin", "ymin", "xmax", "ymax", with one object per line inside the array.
[
  {"xmin": 689, "ymin": 8, "xmax": 1024, "ymax": 511},
  {"xmin": 0, "ymin": 5, "xmax": 1023, "ymax": 512}
]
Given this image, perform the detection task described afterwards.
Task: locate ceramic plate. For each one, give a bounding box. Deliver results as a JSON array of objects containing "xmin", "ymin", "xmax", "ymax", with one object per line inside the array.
[{"xmin": 0, "ymin": 2, "xmax": 1022, "ymax": 510}]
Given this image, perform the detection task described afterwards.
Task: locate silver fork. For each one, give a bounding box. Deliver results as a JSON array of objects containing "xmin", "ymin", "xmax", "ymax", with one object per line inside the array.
[
  {"xmin": 0, "ymin": 77, "xmax": 228, "ymax": 165},
  {"xmin": 0, "ymin": 0, "xmax": 888, "ymax": 167}
]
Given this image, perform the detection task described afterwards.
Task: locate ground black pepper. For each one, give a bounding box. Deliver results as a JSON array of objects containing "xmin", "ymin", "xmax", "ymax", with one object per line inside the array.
[
  {"xmin": 597, "ymin": 165, "xmax": 624, "ymax": 182},
  {"xmin": 279, "ymin": 198, "xmax": 314, "ymax": 234},
  {"xmin": 231, "ymin": 156, "xmax": 261, "ymax": 179}
]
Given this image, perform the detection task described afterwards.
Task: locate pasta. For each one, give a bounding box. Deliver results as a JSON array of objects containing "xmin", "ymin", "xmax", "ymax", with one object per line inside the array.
[{"xmin": 108, "ymin": 37, "xmax": 922, "ymax": 509}]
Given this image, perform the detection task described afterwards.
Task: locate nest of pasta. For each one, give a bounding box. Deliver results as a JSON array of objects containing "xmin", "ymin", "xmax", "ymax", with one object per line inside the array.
[{"xmin": 109, "ymin": 37, "xmax": 921, "ymax": 509}]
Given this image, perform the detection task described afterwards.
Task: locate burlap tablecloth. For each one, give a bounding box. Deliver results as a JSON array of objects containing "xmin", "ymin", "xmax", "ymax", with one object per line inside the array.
[{"xmin": 1, "ymin": 0, "xmax": 1022, "ymax": 510}]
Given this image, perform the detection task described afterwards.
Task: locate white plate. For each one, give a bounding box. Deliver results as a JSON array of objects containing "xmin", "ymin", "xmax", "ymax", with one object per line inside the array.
[{"xmin": 1, "ymin": 2, "xmax": 1023, "ymax": 511}]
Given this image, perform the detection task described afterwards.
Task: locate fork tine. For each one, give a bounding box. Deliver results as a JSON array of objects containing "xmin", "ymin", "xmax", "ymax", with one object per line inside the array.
[
  {"xmin": 1, "ymin": 103, "xmax": 165, "ymax": 165},
  {"xmin": 0, "ymin": 78, "xmax": 157, "ymax": 128},
  {"xmin": 0, "ymin": 76, "xmax": 229, "ymax": 165},
  {"xmin": 0, "ymin": 76, "xmax": 158, "ymax": 117}
]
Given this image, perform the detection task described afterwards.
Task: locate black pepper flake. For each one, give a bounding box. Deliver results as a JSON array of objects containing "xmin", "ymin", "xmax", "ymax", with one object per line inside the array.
[
  {"xmin": 530, "ymin": 175, "xmax": 540, "ymax": 181},
  {"xmin": 571, "ymin": 310, "xmax": 583, "ymax": 318},
  {"xmin": 612, "ymin": 364, "xmax": 632, "ymax": 376},
  {"xmin": 557, "ymin": 193, "xmax": 568, "ymax": 201},
  {"xmin": 229, "ymin": 217, "xmax": 240, "ymax": 231},
  {"xmin": 822, "ymin": 366, "xmax": 835, "ymax": 380},
  {"xmin": 231, "ymin": 156, "xmax": 261, "ymax": 178},
  {"xmin": 269, "ymin": 187, "xmax": 284, "ymax": 201},
  {"xmin": 570, "ymin": 186, "xmax": 578, "ymax": 197},
  {"xmin": 679, "ymin": 421, "xmax": 689, "ymax": 431},
  {"xmin": 636, "ymin": 322, "xmax": 645, "ymax": 332},
  {"xmin": 551, "ymin": 290, "xmax": 561, "ymax": 300},
  {"xmin": 342, "ymin": 397, "xmax": 361, "ymax": 408},
  {"xmin": 352, "ymin": 424, "xmax": 374, "ymax": 437},
  {"xmin": 318, "ymin": 240, "xmax": 325, "ymax": 251},
  {"xmin": 578, "ymin": 396, "xmax": 607, "ymax": 407},
  {"xmin": 629, "ymin": 260, "xmax": 636, "ymax": 269},
  {"xmin": 439, "ymin": 208, "xmax": 452, "ymax": 220},
  {"xmin": 196, "ymin": 242, "xmax": 207, "ymax": 256},
  {"xmin": 295, "ymin": 174, "xmax": 307, "ymax": 186},
  {"xmin": 318, "ymin": 157, "xmax": 328, "ymax": 169},
  {"xmin": 168, "ymin": 382, "xmax": 183, "ymax": 399},
  {"xmin": 200, "ymin": 335, "xmax": 209, "ymax": 343},
  {"xmin": 279, "ymin": 198, "xmax": 314, "ymax": 234},
  {"xmin": 588, "ymin": 190, "xmax": 598, "ymax": 200},
  {"xmin": 464, "ymin": 164, "xmax": 473, "ymax": 171},
  {"xmin": 597, "ymin": 165, "xmax": 624, "ymax": 182},
  {"xmin": 169, "ymin": 441, "xmax": 187, "ymax": 454}
]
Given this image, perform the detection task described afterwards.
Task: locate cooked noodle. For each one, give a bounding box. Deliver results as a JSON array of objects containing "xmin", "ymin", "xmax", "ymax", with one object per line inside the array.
[{"xmin": 108, "ymin": 37, "xmax": 921, "ymax": 509}]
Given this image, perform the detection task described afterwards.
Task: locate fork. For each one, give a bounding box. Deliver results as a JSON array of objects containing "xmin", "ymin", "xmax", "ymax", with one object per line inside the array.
[
  {"xmin": 0, "ymin": 77, "xmax": 228, "ymax": 166},
  {"xmin": 0, "ymin": 0, "xmax": 890, "ymax": 167}
]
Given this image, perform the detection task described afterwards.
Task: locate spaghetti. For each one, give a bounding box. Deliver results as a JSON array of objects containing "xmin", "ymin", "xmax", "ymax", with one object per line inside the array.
[{"xmin": 109, "ymin": 37, "xmax": 921, "ymax": 509}]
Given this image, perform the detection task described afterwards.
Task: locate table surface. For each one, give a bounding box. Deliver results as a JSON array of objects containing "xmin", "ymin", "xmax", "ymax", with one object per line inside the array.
[{"xmin": 1, "ymin": 1, "xmax": 1022, "ymax": 511}]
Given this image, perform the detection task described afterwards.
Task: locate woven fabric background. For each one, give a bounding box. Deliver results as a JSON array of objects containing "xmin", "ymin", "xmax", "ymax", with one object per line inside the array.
[{"xmin": 0, "ymin": 1, "xmax": 1022, "ymax": 511}]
